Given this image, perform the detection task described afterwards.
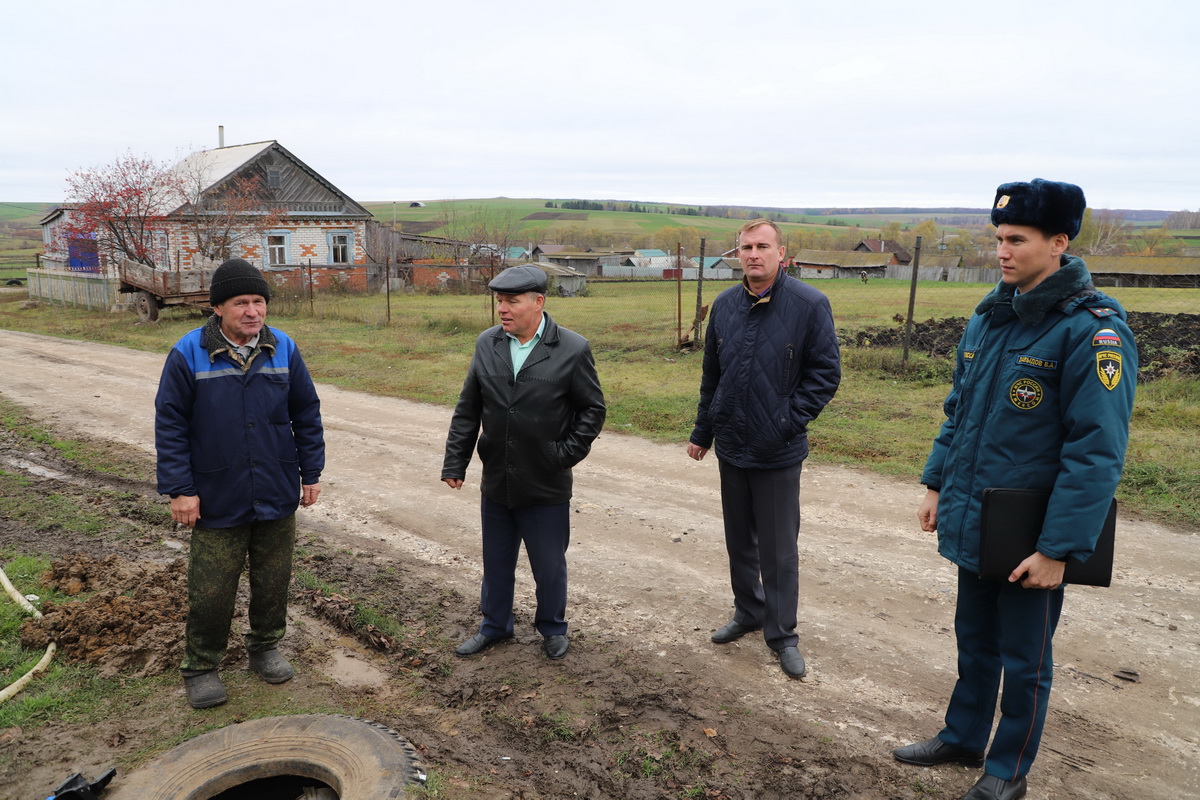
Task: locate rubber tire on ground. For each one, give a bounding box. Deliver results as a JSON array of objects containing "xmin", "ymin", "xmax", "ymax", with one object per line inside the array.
[
  {"xmin": 105, "ymin": 714, "xmax": 425, "ymax": 799},
  {"xmin": 136, "ymin": 291, "xmax": 160, "ymax": 322}
]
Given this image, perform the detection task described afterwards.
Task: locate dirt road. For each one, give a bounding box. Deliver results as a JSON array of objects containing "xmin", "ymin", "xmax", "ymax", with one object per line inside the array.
[{"xmin": 1, "ymin": 328, "xmax": 1197, "ymax": 799}]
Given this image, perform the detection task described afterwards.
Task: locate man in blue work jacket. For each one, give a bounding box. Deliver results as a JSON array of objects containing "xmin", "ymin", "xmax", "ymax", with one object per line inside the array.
[
  {"xmin": 893, "ymin": 180, "xmax": 1137, "ymax": 800},
  {"xmin": 156, "ymin": 258, "xmax": 324, "ymax": 709}
]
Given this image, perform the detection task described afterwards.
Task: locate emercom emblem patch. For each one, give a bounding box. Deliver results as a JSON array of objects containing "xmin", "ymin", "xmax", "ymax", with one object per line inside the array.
[
  {"xmin": 1096, "ymin": 350, "xmax": 1123, "ymax": 390},
  {"xmin": 1010, "ymin": 378, "xmax": 1043, "ymax": 410}
]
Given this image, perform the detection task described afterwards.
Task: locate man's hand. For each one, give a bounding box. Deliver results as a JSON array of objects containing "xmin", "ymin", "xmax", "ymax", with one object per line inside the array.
[
  {"xmin": 300, "ymin": 483, "xmax": 321, "ymax": 507},
  {"xmin": 686, "ymin": 443, "xmax": 709, "ymax": 461},
  {"xmin": 1011, "ymin": 551, "xmax": 1067, "ymax": 589},
  {"xmin": 443, "ymin": 478, "xmax": 464, "ymax": 490},
  {"xmin": 170, "ymin": 494, "xmax": 200, "ymax": 527},
  {"xmin": 917, "ymin": 489, "xmax": 939, "ymax": 532}
]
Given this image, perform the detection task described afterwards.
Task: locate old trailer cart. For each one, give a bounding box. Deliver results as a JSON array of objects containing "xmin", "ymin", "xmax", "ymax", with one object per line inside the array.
[{"xmin": 118, "ymin": 259, "xmax": 219, "ymax": 321}]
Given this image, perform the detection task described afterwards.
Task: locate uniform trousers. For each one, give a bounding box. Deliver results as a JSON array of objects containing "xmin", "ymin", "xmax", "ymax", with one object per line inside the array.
[
  {"xmin": 478, "ymin": 495, "xmax": 570, "ymax": 639},
  {"xmin": 181, "ymin": 514, "xmax": 296, "ymax": 674},
  {"xmin": 939, "ymin": 566, "xmax": 1065, "ymax": 780},
  {"xmin": 717, "ymin": 459, "xmax": 803, "ymax": 650}
]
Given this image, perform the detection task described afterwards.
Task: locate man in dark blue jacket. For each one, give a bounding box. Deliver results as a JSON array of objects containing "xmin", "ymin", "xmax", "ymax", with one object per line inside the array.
[
  {"xmin": 156, "ymin": 258, "xmax": 324, "ymax": 709},
  {"xmin": 893, "ymin": 180, "xmax": 1136, "ymax": 800},
  {"xmin": 687, "ymin": 219, "xmax": 841, "ymax": 679}
]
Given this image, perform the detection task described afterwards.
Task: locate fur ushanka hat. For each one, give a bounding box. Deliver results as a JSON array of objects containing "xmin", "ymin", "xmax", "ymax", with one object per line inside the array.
[{"xmin": 990, "ymin": 179, "xmax": 1087, "ymax": 240}]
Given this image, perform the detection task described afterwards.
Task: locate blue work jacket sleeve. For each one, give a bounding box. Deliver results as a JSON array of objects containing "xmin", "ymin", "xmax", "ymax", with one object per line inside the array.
[
  {"xmin": 155, "ymin": 348, "xmax": 198, "ymax": 497},
  {"xmin": 288, "ymin": 348, "xmax": 325, "ymax": 485}
]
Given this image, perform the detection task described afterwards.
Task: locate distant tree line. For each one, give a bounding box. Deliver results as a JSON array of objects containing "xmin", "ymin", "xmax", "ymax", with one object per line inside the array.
[{"xmin": 1165, "ymin": 210, "xmax": 1200, "ymax": 230}]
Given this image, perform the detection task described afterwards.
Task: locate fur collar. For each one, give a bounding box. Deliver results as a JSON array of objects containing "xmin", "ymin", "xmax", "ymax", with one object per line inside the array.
[
  {"xmin": 201, "ymin": 314, "xmax": 277, "ymax": 370},
  {"xmin": 975, "ymin": 254, "xmax": 1096, "ymax": 326}
]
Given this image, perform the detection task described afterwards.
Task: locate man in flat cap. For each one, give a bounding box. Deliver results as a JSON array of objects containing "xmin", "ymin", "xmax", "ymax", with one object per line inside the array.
[
  {"xmin": 893, "ymin": 180, "xmax": 1136, "ymax": 800},
  {"xmin": 443, "ymin": 264, "xmax": 606, "ymax": 660},
  {"xmin": 156, "ymin": 258, "xmax": 324, "ymax": 708}
]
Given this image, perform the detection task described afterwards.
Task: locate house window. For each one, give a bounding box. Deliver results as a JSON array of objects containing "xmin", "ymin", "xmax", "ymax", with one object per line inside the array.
[
  {"xmin": 267, "ymin": 168, "xmax": 282, "ymax": 189},
  {"xmin": 327, "ymin": 231, "xmax": 354, "ymax": 264},
  {"xmin": 264, "ymin": 231, "xmax": 291, "ymax": 266}
]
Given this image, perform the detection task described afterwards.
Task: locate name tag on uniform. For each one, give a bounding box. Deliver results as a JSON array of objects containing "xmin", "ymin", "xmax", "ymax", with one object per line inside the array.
[{"xmin": 1016, "ymin": 354, "xmax": 1058, "ymax": 370}]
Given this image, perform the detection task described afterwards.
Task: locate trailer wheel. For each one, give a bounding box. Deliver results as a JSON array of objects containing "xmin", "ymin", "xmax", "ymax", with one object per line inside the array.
[{"xmin": 136, "ymin": 291, "xmax": 160, "ymax": 322}]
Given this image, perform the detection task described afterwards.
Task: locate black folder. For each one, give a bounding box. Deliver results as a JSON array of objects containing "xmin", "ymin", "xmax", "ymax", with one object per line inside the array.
[{"xmin": 979, "ymin": 488, "xmax": 1116, "ymax": 587}]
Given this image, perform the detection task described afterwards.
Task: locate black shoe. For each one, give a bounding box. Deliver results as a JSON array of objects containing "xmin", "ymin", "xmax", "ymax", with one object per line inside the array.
[
  {"xmin": 711, "ymin": 620, "xmax": 761, "ymax": 644},
  {"xmin": 960, "ymin": 774, "xmax": 1027, "ymax": 800},
  {"xmin": 183, "ymin": 671, "xmax": 227, "ymax": 709},
  {"xmin": 543, "ymin": 634, "xmax": 569, "ymax": 660},
  {"xmin": 893, "ymin": 736, "xmax": 985, "ymax": 767},
  {"xmin": 455, "ymin": 632, "xmax": 512, "ymax": 657},
  {"xmin": 777, "ymin": 646, "xmax": 807, "ymax": 678}
]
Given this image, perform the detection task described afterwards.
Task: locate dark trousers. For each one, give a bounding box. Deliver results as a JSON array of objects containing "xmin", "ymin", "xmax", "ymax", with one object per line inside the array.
[
  {"xmin": 180, "ymin": 515, "xmax": 296, "ymax": 674},
  {"xmin": 939, "ymin": 566, "xmax": 1065, "ymax": 780},
  {"xmin": 717, "ymin": 459, "xmax": 803, "ymax": 650},
  {"xmin": 479, "ymin": 495, "xmax": 570, "ymax": 639}
]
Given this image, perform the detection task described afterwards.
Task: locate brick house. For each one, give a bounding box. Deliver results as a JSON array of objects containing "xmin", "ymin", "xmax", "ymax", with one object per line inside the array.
[{"xmin": 166, "ymin": 140, "xmax": 373, "ymax": 275}]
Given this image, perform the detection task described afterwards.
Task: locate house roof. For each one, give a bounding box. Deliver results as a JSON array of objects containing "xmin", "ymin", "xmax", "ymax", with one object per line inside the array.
[
  {"xmin": 624, "ymin": 255, "xmax": 699, "ymax": 269},
  {"xmin": 167, "ymin": 140, "xmax": 370, "ymax": 217},
  {"xmin": 635, "ymin": 248, "xmax": 669, "ymax": 257},
  {"xmin": 1084, "ymin": 255, "xmax": 1200, "ymax": 275},
  {"xmin": 857, "ymin": 238, "xmax": 912, "ymax": 261},
  {"xmin": 533, "ymin": 244, "xmax": 569, "ymax": 254},
  {"xmin": 794, "ymin": 250, "xmax": 895, "ymax": 268}
]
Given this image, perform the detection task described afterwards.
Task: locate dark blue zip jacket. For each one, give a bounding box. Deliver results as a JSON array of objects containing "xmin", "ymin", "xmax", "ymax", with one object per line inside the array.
[
  {"xmin": 690, "ymin": 270, "xmax": 841, "ymax": 468},
  {"xmin": 922, "ymin": 255, "xmax": 1136, "ymax": 571},
  {"xmin": 155, "ymin": 318, "xmax": 325, "ymax": 528}
]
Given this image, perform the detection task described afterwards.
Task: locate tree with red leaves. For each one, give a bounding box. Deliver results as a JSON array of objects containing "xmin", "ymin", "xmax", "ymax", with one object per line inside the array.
[{"xmin": 62, "ymin": 152, "xmax": 182, "ymax": 270}]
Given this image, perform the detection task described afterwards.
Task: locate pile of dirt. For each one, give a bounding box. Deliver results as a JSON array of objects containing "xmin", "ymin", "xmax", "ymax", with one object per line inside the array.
[
  {"xmin": 841, "ymin": 311, "xmax": 1200, "ymax": 380},
  {"xmin": 18, "ymin": 555, "xmax": 189, "ymax": 678}
]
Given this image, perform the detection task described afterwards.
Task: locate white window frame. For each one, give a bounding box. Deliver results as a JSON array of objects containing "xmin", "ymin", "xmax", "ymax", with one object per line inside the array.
[{"xmin": 327, "ymin": 230, "xmax": 354, "ymax": 265}]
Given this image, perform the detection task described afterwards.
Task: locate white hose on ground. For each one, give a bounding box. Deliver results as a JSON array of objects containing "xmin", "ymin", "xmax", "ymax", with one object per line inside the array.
[{"xmin": 0, "ymin": 563, "xmax": 58, "ymax": 704}]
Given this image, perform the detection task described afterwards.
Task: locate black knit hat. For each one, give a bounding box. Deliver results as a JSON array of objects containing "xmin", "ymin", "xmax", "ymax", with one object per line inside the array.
[
  {"xmin": 210, "ymin": 258, "xmax": 271, "ymax": 306},
  {"xmin": 990, "ymin": 179, "xmax": 1087, "ymax": 240}
]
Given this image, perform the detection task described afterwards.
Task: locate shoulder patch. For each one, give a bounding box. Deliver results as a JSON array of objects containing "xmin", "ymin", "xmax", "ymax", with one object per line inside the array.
[
  {"xmin": 1010, "ymin": 378, "xmax": 1043, "ymax": 410},
  {"xmin": 1096, "ymin": 351, "xmax": 1122, "ymax": 390},
  {"xmin": 1093, "ymin": 328, "xmax": 1122, "ymax": 347},
  {"xmin": 1088, "ymin": 307, "xmax": 1119, "ymax": 318}
]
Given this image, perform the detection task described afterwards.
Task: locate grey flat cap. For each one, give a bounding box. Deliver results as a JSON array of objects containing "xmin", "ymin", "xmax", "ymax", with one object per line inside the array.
[{"xmin": 488, "ymin": 264, "xmax": 547, "ymax": 294}]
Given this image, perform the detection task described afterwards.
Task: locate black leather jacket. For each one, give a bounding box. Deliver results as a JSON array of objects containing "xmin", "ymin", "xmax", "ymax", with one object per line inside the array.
[{"xmin": 442, "ymin": 313, "xmax": 606, "ymax": 507}]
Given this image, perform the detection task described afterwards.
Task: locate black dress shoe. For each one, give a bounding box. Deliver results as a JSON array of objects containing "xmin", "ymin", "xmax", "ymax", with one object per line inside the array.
[
  {"xmin": 711, "ymin": 620, "xmax": 761, "ymax": 643},
  {"xmin": 777, "ymin": 646, "xmax": 806, "ymax": 678},
  {"xmin": 455, "ymin": 632, "xmax": 512, "ymax": 657},
  {"xmin": 543, "ymin": 634, "xmax": 569, "ymax": 660},
  {"xmin": 960, "ymin": 774, "xmax": 1027, "ymax": 800},
  {"xmin": 893, "ymin": 736, "xmax": 985, "ymax": 767}
]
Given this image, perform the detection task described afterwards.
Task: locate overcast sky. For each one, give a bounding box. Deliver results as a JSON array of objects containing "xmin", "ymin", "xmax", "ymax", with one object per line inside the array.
[{"xmin": 3, "ymin": 0, "xmax": 1196, "ymax": 211}]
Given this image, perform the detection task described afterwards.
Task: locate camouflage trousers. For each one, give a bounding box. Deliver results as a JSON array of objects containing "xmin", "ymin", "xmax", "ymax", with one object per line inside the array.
[{"xmin": 180, "ymin": 515, "xmax": 296, "ymax": 674}]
